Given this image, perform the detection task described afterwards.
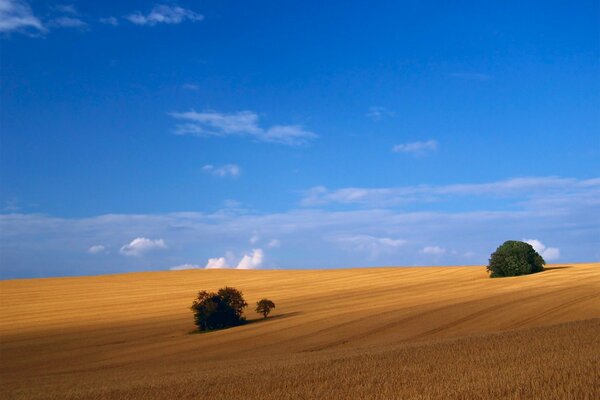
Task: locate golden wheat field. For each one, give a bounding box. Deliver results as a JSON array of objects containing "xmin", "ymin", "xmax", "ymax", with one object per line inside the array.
[{"xmin": 1, "ymin": 263, "xmax": 599, "ymax": 399}]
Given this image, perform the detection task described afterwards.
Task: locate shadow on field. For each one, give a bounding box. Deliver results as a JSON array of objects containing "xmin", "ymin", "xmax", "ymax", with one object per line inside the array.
[
  {"xmin": 245, "ymin": 311, "xmax": 302, "ymax": 326},
  {"xmin": 543, "ymin": 266, "xmax": 573, "ymax": 272},
  {"xmin": 189, "ymin": 312, "xmax": 301, "ymax": 335}
]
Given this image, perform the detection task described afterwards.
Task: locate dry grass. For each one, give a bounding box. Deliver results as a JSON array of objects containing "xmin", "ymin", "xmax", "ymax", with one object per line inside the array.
[{"xmin": 1, "ymin": 263, "xmax": 599, "ymax": 399}]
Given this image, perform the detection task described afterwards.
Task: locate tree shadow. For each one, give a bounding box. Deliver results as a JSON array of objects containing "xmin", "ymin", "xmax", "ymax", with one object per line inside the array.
[
  {"xmin": 188, "ymin": 311, "xmax": 301, "ymax": 335},
  {"xmin": 244, "ymin": 311, "xmax": 302, "ymax": 326},
  {"xmin": 543, "ymin": 266, "xmax": 573, "ymax": 271}
]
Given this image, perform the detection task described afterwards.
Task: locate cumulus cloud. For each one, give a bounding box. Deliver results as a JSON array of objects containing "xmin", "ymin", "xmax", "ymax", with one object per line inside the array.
[
  {"xmin": 205, "ymin": 257, "xmax": 228, "ymax": 269},
  {"xmin": 421, "ymin": 246, "xmax": 446, "ymax": 255},
  {"xmin": 202, "ymin": 164, "xmax": 240, "ymax": 177},
  {"xmin": 236, "ymin": 249, "xmax": 264, "ymax": 269},
  {"xmin": 524, "ymin": 239, "xmax": 560, "ymax": 261},
  {"xmin": 393, "ymin": 140, "xmax": 438, "ymax": 156},
  {"xmin": 119, "ymin": 237, "xmax": 166, "ymax": 256},
  {"xmin": 366, "ymin": 106, "xmax": 395, "ymax": 121},
  {"xmin": 1, "ymin": 175, "xmax": 597, "ymax": 278},
  {"xmin": 88, "ymin": 244, "xmax": 107, "ymax": 254},
  {"xmin": 0, "ymin": 0, "xmax": 45, "ymax": 34},
  {"xmin": 169, "ymin": 110, "xmax": 317, "ymax": 146},
  {"xmin": 126, "ymin": 4, "xmax": 203, "ymax": 26},
  {"xmin": 170, "ymin": 263, "xmax": 200, "ymax": 270},
  {"xmin": 203, "ymin": 249, "xmax": 264, "ymax": 270}
]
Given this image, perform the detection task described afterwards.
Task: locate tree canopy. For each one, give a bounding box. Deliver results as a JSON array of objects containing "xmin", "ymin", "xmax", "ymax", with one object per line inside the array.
[
  {"xmin": 487, "ymin": 240, "xmax": 545, "ymax": 278},
  {"xmin": 190, "ymin": 286, "xmax": 248, "ymax": 331},
  {"xmin": 255, "ymin": 298, "xmax": 276, "ymax": 318}
]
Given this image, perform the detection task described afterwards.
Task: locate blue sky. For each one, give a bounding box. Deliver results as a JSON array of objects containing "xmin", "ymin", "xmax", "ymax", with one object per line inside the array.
[{"xmin": 1, "ymin": 0, "xmax": 599, "ymax": 279}]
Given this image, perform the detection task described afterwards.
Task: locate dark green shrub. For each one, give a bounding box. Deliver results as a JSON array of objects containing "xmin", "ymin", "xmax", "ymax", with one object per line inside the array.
[
  {"xmin": 487, "ymin": 240, "xmax": 545, "ymax": 278},
  {"xmin": 190, "ymin": 286, "xmax": 248, "ymax": 331}
]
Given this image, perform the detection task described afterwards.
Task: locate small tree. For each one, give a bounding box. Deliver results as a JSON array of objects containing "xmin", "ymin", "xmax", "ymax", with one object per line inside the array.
[
  {"xmin": 190, "ymin": 287, "xmax": 248, "ymax": 331},
  {"xmin": 487, "ymin": 240, "xmax": 545, "ymax": 278},
  {"xmin": 255, "ymin": 298, "xmax": 276, "ymax": 319}
]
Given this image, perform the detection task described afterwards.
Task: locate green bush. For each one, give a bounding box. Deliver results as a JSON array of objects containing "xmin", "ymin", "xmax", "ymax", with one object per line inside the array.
[
  {"xmin": 487, "ymin": 240, "xmax": 545, "ymax": 278},
  {"xmin": 190, "ymin": 286, "xmax": 248, "ymax": 331}
]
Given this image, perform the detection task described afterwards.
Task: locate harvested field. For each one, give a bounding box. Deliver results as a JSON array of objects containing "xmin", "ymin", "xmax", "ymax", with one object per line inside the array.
[{"xmin": 1, "ymin": 263, "xmax": 599, "ymax": 399}]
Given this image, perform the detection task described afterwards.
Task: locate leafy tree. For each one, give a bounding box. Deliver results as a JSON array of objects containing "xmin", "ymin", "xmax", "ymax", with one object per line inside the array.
[
  {"xmin": 255, "ymin": 298, "xmax": 276, "ymax": 318},
  {"xmin": 487, "ymin": 240, "xmax": 545, "ymax": 278},
  {"xmin": 190, "ymin": 287, "xmax": 248, "ymax": 331}
]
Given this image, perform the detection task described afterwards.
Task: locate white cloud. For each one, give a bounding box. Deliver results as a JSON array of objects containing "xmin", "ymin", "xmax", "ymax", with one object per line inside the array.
[
  {"xmin": 267, "ymin": 239, "xmax": 281, "ymax": 248},
  {"xmin": 126, "ymin": 4, "xmax": 203, "ymax": 26},
  {"xmin": 48, "ymin": 16, "xmax": 87, "ymax": 29},
  {"xmin": 366, "ymin": 106, "xmax": 395, "ymax": 121},
  {"xmin": 301, "ymin": 177, "xmax": 600, "ymax": 207},
  {"xmin": 88, "ymin": 244, "xmax": 107, "ymax": 254},
  {"xmin": 0, "ymin": 0, "xmax": 45, "ymax": 34},
  {"xmin": 262, "ymin": 125, "xmax": 317, "ymax": 146},
  {"xmin": 205, "ymin": 257, "xmax": 229, "ymax": 269},
  {"xmin": 169, "ymin": 110, "xmax": 317, "ymax": 146},
  {"xmin": 170, "ymin": 263, "xmax": 200, "ymax": 270},
  {"xmin": 203, "ymin": 249, "xmax": 264, "ymax": 270},
  {"xmin": 119, "ymin": 237, "xmax": 166, "ymax": 257},
  {"xmin": 202, "ymin": 164, "xmax": 240, "ymax": 177},
  {"xmin": 393, "ymin": 140, "xmax": 438, "ymax": 156},
  {"xmin": 1, "ymin": 176, "xmax": 597, "ymax": 278},
  {"xmin": 236, "ymin": 249, "xmax": 264, "ymax": 269},
  {"xmin": 99, "ymin": 16, "xmax": 118, "ymax": 26},
  {"xmin": 421, "ymin": 246, "xmax": 446, "ymax": 255},
  {"xmin": 524, "ymin": 239, "xmax": 560, "ymax": 261}
]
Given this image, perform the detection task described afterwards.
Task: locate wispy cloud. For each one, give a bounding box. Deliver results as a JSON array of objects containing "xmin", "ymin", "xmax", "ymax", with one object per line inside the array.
[
  {"xmin": 47, "ymin": 16, "xmax": 87, "ymax": 29},
  {"xmin": 420, "ymin": 245, "xmax": 446, "ymax": 255},
  {"xmin": 1, "ymin": 176, "xmax": 598, "ymax": 278},
  {"xmin": 182, "ymin": 83, "xmax": 199, "ymax": 91},
  {"xmin": 88, "ymin": 244, "xmax": 107, "ymax": 254},
  {"xmin": 170, "ymin": 263, "xmax": 200, "ymax": 270},
  {"xmin": 333, "ymin": 235, "xmax": 406, "ymax": 256},
  {"xmin": 169, "ymin": 110, "xmax": 317, "ymax": 146},
  {"xmin": 302, "ymin": 177, "xmax": 600, "ymax": 208},
  {"xmin": 52, "ymin": 4, "xmax": 77, "ymax": 14},
  {"xmin": 366, "ymin": 106, "xmax": 395, "ymax": 121},
  {"xmin": 99, "ymin": 16, "xmax": 118, "ymax": 26},
  {"xmin": 202, "ymin": 164, "xmax": 240, "ymax": 177},
  {"xmin": 392, "ymin": 140, "xmax": 438, "ymax": 156},
  {"xmin": 119, "ymin": 237, "xmax": 166, "ymax": 257},
  {"xmin": 267, "ymin": 239, "xmax": 281, "ymax": 248},
  {"xmin": 126, "ymin": 4, "xmax": 203, "ymax": 26},
  {"xmin": 0, "ymin": 0, "xmax": 45, "ymax": 34}
]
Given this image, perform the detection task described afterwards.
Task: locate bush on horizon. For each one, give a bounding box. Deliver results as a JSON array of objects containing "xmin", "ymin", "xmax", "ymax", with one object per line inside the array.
[{"xmin": 487, "ymin": 240, "xmax": 545, "ymax": 278}]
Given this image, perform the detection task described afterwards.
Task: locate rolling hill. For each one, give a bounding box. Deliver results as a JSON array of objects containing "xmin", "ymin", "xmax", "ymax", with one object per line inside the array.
[{"xmin": 1, "ymin": 263, "xmax": 599, "ymax": 399}]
